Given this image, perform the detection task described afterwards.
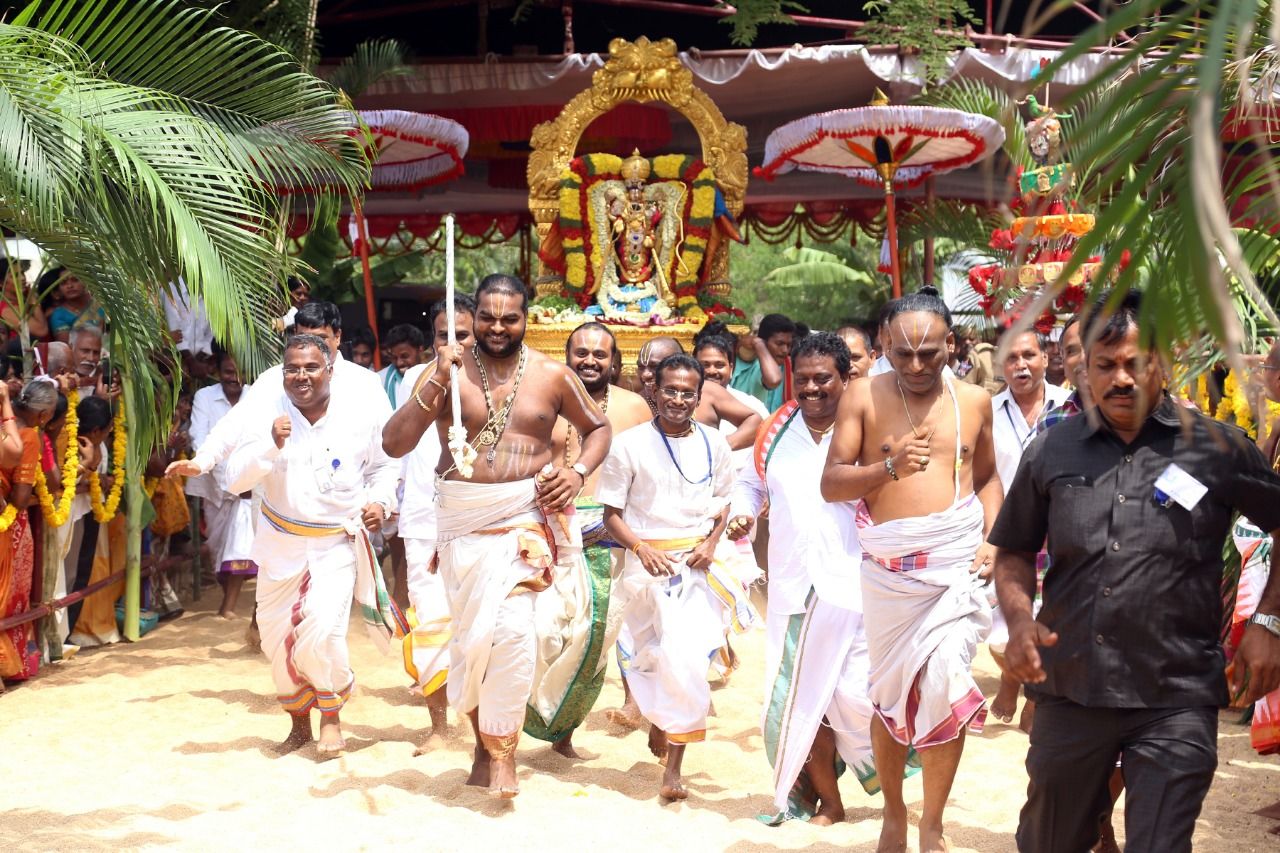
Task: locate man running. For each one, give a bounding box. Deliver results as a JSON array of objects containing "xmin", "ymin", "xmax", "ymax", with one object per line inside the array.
[
  {"xmin": 822, "ymin": 289, "xmax": 1002, "ymax": 853},
  {"xmin": 382, "ymin": 274, "xmax": 610, "ymax": 799},
  {"xmin": 635, "ymin": 337, "xmax": 761, "ymax": 449}
]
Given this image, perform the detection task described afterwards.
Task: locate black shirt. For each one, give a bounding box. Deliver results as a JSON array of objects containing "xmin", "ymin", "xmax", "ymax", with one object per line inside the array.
[{"xmin": 989, "ymin": 395, "xmax": 1280, "ymax": 709}]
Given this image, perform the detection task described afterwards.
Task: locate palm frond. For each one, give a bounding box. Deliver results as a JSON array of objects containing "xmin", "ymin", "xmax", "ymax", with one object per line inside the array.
[
  {"xmin": 914, "ymin": 77, "xmax": 1031, "ymax": 171},
  {"xmin": 329, "ymin": 39, "xmax": 414, "ymax": 99}
]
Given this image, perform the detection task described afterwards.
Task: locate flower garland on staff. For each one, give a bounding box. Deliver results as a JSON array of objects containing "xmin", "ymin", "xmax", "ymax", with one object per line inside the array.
[
  {"xmin": 88, "ymin": 403, "xmax": 128, "ymax": 523},
  {"xmin": 33, "ymin": 389, "xmax": 80, "ymax": 527}
]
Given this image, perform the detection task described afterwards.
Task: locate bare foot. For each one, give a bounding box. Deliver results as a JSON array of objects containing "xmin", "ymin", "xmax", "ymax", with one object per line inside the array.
[
  {"xmin": 218, "ymin": 609, "xmax": 237, "ymax": 619},
  {"xmin": 465, "ymin": 745, "xmax": 491, "ymax": 787},
  {"xmin": 606, "ymin": 699, "xmax": 645, "ymax": 731},
  {"xmin": 647, "ymin": 724, "xmax": 668, "ymax": 762},
  {"xmin": 991, "ymin": 674, "xmax": 1020, "ymax": 723},
  {"xmin": 552, "ymin": 732, "xmax": 582, "ymax": 759},
  {"xmin": 489, "ymin": 755, "xmax": 519, "ymax": 798},
  {"xmin": 1018, "ymin": 699, "xmax": 1037, "ymax": 735},
  {"xmin": 876, "ymin": 808, "xmax": 909, "ymax": 853},
  {"xmin": 316, "ymin": 713, "xmax": 345, "ymax": 759},
  {"xmin": 413, "ymin": 732, "xmax": 446, "ymax": 756},
  {"xmin": 920, "ymin": 823, "xmax": 952, "ymax": 853},
  {"xmin": 810, "ymin": 804, "xmax": 845, "ymax": 826},
  {"xmin": 276, "ymin": 713, "xmax": 314, "ymax": 755},
  {"xmin": 707, "ymin": 700, "xmax": 717, "ymax": 718},
  {"xmin": 244, "ymin": 621, "xmax": 261, "ymax": 653}
]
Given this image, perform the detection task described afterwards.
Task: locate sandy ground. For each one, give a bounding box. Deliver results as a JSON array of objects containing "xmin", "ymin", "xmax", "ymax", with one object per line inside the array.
[{"xmin": 2, "ymin": 582, "xmax": 1278, "ymax": 852}]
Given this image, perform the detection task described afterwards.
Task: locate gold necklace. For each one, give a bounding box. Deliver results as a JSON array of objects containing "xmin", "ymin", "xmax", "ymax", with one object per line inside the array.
[
  {"xmin": 473, "ymin": 344, "xmax": 528, "ymax": 465},
  {"xmin": 895, "ymin": 376, "xmax": 940, "ymax": 442},
  {"xmin": 805, "ymin": 418, "xmax": 835, "ymax": 438},
  {"xmin": 565, "ymin": 386, "xmax": 609, "ymax": 466}
]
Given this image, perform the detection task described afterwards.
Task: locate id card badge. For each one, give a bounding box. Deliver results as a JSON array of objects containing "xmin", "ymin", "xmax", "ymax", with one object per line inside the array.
[{"xmin": 1153, "ymin": 463, "xmax": 1208, "ymax": 511}]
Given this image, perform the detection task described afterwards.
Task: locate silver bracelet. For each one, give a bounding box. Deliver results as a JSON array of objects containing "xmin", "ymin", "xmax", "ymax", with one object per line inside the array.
[{"xmin": 884, "ymin": 456, "xmax": 899, "ymax": 481}]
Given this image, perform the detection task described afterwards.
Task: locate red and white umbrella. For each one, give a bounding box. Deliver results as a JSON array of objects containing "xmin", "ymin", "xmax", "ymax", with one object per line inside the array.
[
  {"xmin": 757, "ymin": 104, "xmax": 1004, "ymax": 297},
  {"xmin": 359, "ymin": 109, "xmax": 469, "ymax": 191}
]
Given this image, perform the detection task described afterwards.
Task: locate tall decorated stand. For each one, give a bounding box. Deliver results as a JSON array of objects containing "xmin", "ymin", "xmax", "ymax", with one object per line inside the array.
[{"xmin": 525, "ymin": 37, "xmax": 749, "ymax": 370}]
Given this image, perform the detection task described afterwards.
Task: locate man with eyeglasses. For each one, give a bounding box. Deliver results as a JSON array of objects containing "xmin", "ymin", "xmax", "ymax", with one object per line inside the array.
[
  {"xmin": 596, "ymin": 353, "xmax": 759, "ymax": 803},
  {"xmin": 217, "ymin": 334, "xmax": 400, "ymax": 760},
  {"xmin": 635, "ymin": 336, "xmax": 762, "ymax": 450}
]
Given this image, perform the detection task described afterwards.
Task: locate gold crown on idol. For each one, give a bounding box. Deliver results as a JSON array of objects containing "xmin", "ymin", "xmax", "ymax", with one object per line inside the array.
[{"xmin": 621, "ymin": 149, "xmax": 651, "ymax": 183}]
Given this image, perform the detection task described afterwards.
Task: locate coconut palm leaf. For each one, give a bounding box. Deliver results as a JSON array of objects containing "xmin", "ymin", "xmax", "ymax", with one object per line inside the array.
[
  {"xmin": 914, "ymin": 76, "xmax": 1031, "ymax": 171},
  {"xmin": 1, "ymin": 0, "xmax": 371, "ymax": 473},
  {"xmin": 329, "ymin": 39, "xmax": 415, "ymax": 99}
]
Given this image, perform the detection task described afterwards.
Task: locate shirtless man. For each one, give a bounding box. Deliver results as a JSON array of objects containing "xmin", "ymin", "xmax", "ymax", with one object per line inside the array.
[
  {"xmin": 382, "ymin": 274, "xmax": 611, "ymax": 798},
  {"xmin": 635, "ymin": 337, "xmax": 762, "ymax": 449},
  {"xmin": 821, "ymin": 290, "xmax": 1002, "ymax": 853},
  {"xmin": 520, "ymin": 322, "xmax": 653, "ymax": 758}
]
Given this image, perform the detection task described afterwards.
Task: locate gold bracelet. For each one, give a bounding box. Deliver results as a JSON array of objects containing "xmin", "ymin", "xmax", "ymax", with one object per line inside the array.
[
  {"xmin": 631, "ymin": 541, "xmax": 644, "ymax": 556},
  {"xmin": 427, "ymin": 377, "xmax": 448, "ymax": 394},
  {"xmin": 413, "ymin": 387, "xmax": 432, "ymax": 413}
]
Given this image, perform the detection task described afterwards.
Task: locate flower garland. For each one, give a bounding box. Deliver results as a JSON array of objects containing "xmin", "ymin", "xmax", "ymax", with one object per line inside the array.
[
  {"xmin": 1214, "ymin": 369, "xmax": 1280, "ymax": 439},
  {"xmin": 88, "ymin": 403, "xmax": 128, "ymax": 523},
  {"xmin": 34, "ymin": 389, "xmax": 80, "ymax": 527},
  {"xmin": 0, "ymin": 502, "xmax": 16, "ymax": 533}
]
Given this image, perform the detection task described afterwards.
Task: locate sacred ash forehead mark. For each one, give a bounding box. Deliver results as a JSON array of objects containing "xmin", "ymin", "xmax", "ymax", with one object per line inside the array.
[{"xmin": 573, "ymin": 328, "xmax": 612, "ymax": 354}]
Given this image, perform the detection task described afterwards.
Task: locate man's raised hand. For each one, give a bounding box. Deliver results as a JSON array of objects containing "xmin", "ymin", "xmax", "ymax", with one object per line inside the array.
[{"xmin": 272, "ymin": 415, "xmax": 292, "ymax": 449}]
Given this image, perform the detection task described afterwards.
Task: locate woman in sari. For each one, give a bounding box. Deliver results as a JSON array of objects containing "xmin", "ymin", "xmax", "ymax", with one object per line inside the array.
[{"xmin": 0, "ymin": 379, "xmax": 57, "ymax": 683}]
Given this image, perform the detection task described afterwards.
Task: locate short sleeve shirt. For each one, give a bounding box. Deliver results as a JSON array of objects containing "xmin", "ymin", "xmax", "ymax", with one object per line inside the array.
[{"xmin": 989, "ymin": 394, "xmax": 1280, "ymax": 709}]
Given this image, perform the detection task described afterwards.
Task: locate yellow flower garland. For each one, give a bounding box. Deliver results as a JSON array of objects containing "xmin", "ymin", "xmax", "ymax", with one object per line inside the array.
[
  {"xmin": 1214, "ymin": 369, "xmax": 1280, "ymax": 439},
  {"xmin": 0, "ymin": 503, "xmax": 17, "ymax": 533},
  {"xmin": 34, "ymin": 389, "xmax": 80, "ymax": 527},
  {"xmin": 88, "ymin": 403, "xmax": 127, "ymax": 522}
]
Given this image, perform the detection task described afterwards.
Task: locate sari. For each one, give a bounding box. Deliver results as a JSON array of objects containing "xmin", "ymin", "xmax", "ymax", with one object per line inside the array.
[{"xmin": 0, "ymin": 428, "xmax": 41, "ymax": 680}]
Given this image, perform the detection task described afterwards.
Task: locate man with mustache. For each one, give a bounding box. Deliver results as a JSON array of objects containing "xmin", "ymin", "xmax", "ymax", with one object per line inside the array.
[
  {"xmin": 822, "ymin": 288, "xmax": 1002, "ymax": 853},
  {"xmin": 990, "ymin": 291, "xmax": 1280, "ymax": 853},
  {"xmin": 597, "ymin": 353, "xmax": 758, "ymax": 802},
  {"xmin": 220, "ymin": 334, "xmax": 400, "ymax": 759},
  {"xmin": 635, "ymin": 336, "xmax": 762, "ymax": 449},
  {"xmin": 987, "ymin": 330, "xmax": 1070, "ymax": 724},
  {"xmin": 729, "ymin": 333, "xmax": 889, "ymax": 826},
  {"xmin": 382, "ymin": 274, "xmax": 610, "ymax": 799}
]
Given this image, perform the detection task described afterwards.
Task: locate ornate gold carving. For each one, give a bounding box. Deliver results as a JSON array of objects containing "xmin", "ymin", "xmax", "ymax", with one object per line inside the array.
[{"xmin": 528, "ymin": 37, "xmax": 749, "ymax": 292}]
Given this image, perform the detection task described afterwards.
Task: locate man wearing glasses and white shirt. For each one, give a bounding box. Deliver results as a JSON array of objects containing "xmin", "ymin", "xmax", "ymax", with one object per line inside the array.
[{"xmin": 987, "ymin": 328, "xmax": 1070, "ymax": 725}]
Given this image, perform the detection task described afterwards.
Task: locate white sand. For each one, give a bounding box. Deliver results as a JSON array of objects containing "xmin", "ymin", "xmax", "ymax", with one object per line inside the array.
[{"xmin": 2, "ymin": 584, "xmax": 1278, "ymax": 851}]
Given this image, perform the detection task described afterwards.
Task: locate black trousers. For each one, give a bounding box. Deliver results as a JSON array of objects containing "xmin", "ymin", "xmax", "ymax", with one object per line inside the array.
[{"xmin": 1017, "ymin": 697, "xmax": 1217, "ymax": 853}]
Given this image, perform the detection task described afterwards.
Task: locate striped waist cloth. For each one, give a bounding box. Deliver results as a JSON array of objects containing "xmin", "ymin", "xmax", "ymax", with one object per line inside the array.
[{"xmin": 261, "ymin": 502, "xmax": 351, "ymax": 537}]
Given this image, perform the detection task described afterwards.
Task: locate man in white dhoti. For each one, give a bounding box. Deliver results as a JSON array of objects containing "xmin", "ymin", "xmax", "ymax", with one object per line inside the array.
[
  {"xmin": 187, "ymin": 349, "xmax": 257, "ymax": 618},
  {"xmin": 382, "ymin": 274, "xmax": 610, "ymax": 799},
  {"xmin": 394, "ymin": 295, "xmax": 476, "ymax": 747},
  {"xmin": 597, "ymin": 353, "xmax": 759, "ymax": 802},
  {"xmin": 214, "ymin": 335, "xmax": 400, "ymax": 758},
  {"xmin": 730, "ymin": 332, "xmax": 899, "ymax": 826},
  {"xmin": 822, "ymin": 289, "xmax": 1002, "ymax": 853}
]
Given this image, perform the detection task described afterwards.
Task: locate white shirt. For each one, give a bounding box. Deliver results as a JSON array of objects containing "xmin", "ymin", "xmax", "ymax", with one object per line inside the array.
[
  {"xmin": 191, "ymin": 352, "xmax": 391, "ymax": 474},
  {"xmin": 185, "ymin": 383, "xmax": 238, "ymax": 501},
  {"xmin": 163, "ymin": 279, "xmax": 213, "ymax": 355},
  {"xmin": 224, "ymin": 395, "xmax": 399, "ymax": 581},
  {"xmin": 595, "ymin": 421, "xmax": 735, "ymax": 541},
  {"xmin": 731, "ymin": 410, "xmax": 861, "ymax": 614},
  {"xmin": 991, "ymin": 381, "xmax": 1071, "ymax": 494},
  {"xmin": 721, "ymin": 385, "xmax": 769, "ymax": 470},
  {"xmin": 393, "ymin": 364, "xmax": 442, "ymax": 540}
]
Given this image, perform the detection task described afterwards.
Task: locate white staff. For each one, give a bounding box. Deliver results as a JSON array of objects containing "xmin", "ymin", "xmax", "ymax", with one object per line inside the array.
[{"xmin": 445, "ymin": 213, "xmax": 477, "ymax": 477}]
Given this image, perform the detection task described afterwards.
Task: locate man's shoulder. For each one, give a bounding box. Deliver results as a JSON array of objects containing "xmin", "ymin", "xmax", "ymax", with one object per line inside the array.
[
  {"xmin": 192, "ymin": 383, "xmax": 221, "ymax": 403},
  {"xmin": 953, "ymin": 377, "xmax": 994, "ymax": 409}
]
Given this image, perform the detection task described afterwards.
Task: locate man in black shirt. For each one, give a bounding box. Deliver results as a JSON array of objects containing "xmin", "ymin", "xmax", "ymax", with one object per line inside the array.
[{"xmin": 989, "ymin": 291, "xmax": 1280, "ymax": 852}]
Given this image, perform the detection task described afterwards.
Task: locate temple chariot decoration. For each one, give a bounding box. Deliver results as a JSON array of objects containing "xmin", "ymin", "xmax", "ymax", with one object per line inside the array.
[{"xmin": 526, "ymin": 37, "xmax": 749, "ymax": 367}]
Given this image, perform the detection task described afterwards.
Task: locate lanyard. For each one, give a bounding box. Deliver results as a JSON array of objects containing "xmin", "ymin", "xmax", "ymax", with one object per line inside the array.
[{"xmin": 656, "ymin": 419, "xmax": 713, "ymax": 485}]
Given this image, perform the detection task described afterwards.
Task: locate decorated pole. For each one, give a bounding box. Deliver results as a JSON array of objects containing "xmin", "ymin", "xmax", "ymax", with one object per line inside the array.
[
  {"xmin": 122, "ymin": 377, "xmax": 142, "ymax": 641},
  {"xmin": 351, "ymin": 195, "xmax": 382, "ymax": 370},
  {"xmin": 444, "ymin": 214, "xmax": 476, "ymax": 477}
]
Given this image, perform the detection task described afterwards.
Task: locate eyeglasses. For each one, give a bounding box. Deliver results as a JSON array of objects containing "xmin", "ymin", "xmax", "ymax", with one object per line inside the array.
[
  {"xmin": 283, "ymin": 365, "xmax": 327, "ymax": 378},
  {"xmin": 659, "ymin": 387, "xmax": 697, "ymax": 402},
  {"xmin": 1261, "ymin": 363, "xmax": 1280, "ymax": 372}
]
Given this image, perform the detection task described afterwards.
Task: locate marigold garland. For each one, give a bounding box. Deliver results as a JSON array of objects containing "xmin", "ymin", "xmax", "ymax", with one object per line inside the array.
[
  {"xmin": 34, "ymin": 389, "xmax": 80, "ymax": 527},
  {"xmin": 0, "ymin": 503, "xmax": 17, "ymax": 533},
  {"xmin": 88, "ymin": 403, "xmax": 128, "ymax": 522},
  {"xmin": 1213, "ymin": 369, "xmax": 1280, "ymax": 439}
]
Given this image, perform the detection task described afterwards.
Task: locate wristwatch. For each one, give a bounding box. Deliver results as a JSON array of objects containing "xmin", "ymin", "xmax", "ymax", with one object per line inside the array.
[
  {"xmin": 571, "ymin": 462, "xmax": 589, "ymax": 480},
  {"xmin": 1250, "ymin": 613, "xmax": 1280, "ymax": 638}
]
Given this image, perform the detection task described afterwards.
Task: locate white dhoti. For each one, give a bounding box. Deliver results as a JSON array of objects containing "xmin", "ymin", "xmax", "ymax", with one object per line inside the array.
[
  {"xmin": 614, "ymin": 537, "xmax": 758, "ymax": 743},
  {"xmin": 857, "ymin": 496, "xmax": 991, "ymax": 748},
  {"xmin": 218, "ymin": 497, "xmax": 258, "ymax": 576},
  {"xmin": 402, "ymin": 536, "xmax": 449, "ymax": 698},
  {"xmin": 203, "ymin": 493, "xmax": 238, "ymax": 570},
  {"xmin": 436, "ymin": 478, "xmax": 565, "ymax": 739},
  {"xmin": 762, "ymin": 590, "xmax": 891, "ymax": 817},
  {"xmin": 256, "ymin": 536, "xmax": 357, "ymax": 714}
]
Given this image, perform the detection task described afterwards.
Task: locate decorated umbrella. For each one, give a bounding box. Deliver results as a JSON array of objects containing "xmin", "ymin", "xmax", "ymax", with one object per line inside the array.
[
  {"xmin": 346, "ymin": 110, "xmax": 469, "ymax": 368},
  {"xmin": 756, "ymin": 94, "xmax": 1004, "ymax": 298}
]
